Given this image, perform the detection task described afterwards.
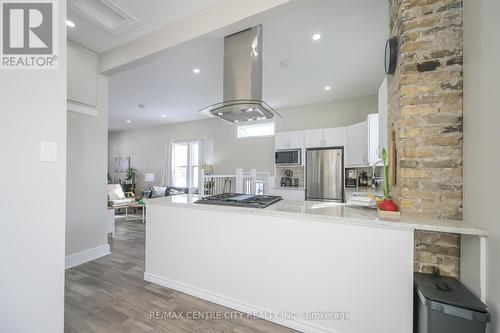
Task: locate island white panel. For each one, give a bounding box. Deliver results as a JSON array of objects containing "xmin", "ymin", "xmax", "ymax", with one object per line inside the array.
[{"xmin": 145, "ymin": 204, "xmax": 413, "ymax": 333}]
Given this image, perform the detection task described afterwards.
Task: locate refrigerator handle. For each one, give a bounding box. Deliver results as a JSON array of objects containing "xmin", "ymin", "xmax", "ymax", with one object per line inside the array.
[{"xmin": 337, "ymin": 152, "xmax": 343, "ymax": 200}]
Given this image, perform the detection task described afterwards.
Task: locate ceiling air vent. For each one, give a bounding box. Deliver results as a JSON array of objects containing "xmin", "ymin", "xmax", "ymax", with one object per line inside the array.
[{"xmin": 68, "ymin": 0, "xmax": 140, "ymax": 35}]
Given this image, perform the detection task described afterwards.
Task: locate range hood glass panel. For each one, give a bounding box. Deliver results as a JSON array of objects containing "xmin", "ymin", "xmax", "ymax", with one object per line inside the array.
[{"xmin": 201, "ymin": 100, "xmax": 281, "ymax": 123}]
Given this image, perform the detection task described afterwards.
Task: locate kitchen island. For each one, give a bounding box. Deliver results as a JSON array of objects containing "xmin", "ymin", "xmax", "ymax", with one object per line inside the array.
[{"xmin": 144, "ymin": 195, "xmax": 486, "ymax": 333}]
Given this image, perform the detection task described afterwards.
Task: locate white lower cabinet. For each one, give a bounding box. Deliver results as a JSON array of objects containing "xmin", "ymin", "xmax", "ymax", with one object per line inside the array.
[{"xmin": 268, "ymin": 188, "xmax": 305, "ymax": 201}]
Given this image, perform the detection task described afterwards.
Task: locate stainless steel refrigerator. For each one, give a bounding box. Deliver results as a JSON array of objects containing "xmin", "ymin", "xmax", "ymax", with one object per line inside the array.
[{"xmin": 305, "ymin": 148, "xmax": 344, "ymax": 202}]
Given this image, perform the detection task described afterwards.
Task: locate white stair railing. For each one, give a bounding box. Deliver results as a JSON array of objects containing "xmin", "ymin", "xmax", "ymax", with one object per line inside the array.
[
  {"xmin": 201, "ymin": 169, "xmax": 236, "ymax": 196},
  {"xmin": 201, "ymin": 169, "xmax": 271, "ymax": 196}
]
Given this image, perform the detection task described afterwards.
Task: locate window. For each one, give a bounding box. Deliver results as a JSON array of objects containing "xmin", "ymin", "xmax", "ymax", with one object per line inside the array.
[
  {"xmin": 173, "ymin": 140, "xmax": 199, "ymax": 189},
  {"xmin": 237, "ymin": 122, "xmax": 275, "ymax": 138}
]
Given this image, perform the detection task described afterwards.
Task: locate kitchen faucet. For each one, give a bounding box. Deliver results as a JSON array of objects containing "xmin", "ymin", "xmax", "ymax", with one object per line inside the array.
[{"xmin": 372, "ymin": 160, "xmax": 384, "ymax": 188}]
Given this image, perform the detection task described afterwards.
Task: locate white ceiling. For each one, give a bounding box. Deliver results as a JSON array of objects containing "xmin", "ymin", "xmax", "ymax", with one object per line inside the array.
[
  {"xmin": 106, "ymin": 0, "xmax": 389, "ymax": 131},
  {"xmin": 67, "ymin": 0, "xmax": 221, "ymax": 53}
]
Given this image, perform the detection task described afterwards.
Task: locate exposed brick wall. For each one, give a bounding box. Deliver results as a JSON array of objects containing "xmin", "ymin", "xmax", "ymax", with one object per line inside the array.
[{"xmin": 388, "ymin": 0, "xmax": 463, "ymax": 277}]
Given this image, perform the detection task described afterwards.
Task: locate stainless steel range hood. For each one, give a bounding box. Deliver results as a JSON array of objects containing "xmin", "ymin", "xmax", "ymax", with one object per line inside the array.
[{"xmin": 199, "ymin": 25, "xmax": 280, "ymax": 123}]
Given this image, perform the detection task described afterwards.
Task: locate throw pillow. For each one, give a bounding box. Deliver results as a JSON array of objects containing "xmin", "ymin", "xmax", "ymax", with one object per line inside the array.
[
  {"xmin": 169, "ymin": 188, "xmax": 183, "ymax": 195},
  {"xmin": 108, "ymin": 184, "xmax": 125, "ymax": 200},
  {"xmin": 151, "ymin": 186, "xmax": 167, "ymax": 198}
]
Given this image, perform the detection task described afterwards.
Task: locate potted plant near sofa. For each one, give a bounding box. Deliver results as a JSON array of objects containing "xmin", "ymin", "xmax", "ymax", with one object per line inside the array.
[{"xmin": 123, "ymin": 167, "xmax": 138, "ymax": 194}]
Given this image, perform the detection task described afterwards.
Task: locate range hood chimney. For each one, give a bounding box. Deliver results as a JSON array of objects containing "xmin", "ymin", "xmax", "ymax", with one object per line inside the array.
[{"xmin": 200, "ymin": 25, "xmax": 280, "ymax": 123}]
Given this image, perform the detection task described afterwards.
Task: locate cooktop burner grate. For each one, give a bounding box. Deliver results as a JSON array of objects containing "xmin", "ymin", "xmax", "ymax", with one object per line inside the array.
[{"xmin": 195, "ymin": 193, "xmax": 282, "ymax": 208}]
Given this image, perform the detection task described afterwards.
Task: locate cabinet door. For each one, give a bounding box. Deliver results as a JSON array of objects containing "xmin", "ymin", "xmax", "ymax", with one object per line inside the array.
[
  {"xmin": 346, "ymin": 121, "xmax": 368, "ymax": 166},
  {"xmin": 323, "ymin": 127, "xmax": 347, "ymax": 148},
  {"xmin": 287, "ymin": 131, "xmax": 304, "ymax": 149},
  {"xmin": 304, "ymin": 129, "xmax": 324, "ymax": 148},
  {"xmin": 367, "ymin": 114, "xmax": 380, "ymax": 165},
  {"xmin": 68, "ymin": 42, "xmax": 98, "ymax": 107},
  {"xmin": 378, "ymin": 77, "xmax": 388, "ymax": 152},
  {"xmin": 275, "ymin": 132, "xmax": 290, "ymax": 150}
]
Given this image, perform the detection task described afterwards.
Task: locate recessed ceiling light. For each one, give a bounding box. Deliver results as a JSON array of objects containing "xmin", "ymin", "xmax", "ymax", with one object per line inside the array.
[
  {"xmin": 66, "ymin": 20, "xmax": 76, "ymax": 28},
  {"xmin": 217, "ymin": 112, "xmax": 223, "ymax": 115},
  {"xmin": 248, "ymin": 119, "xmax": 253, "ymax": 121},
  {"xmin": 126, "ymin": 120, "xmax": 131, "ymax": 123},
  {"xmin": 162, "ymin": 114, "xmax": 166, "ymax": 118},
  {"xmin": 312, "ymin": 33, "xmax": 321, "ymax": 41},
  {"xmin": 193, "ymin": 68, "xmax": 201, "ymax": 74},
  {"xmin": 324, "ymin": 86, "xmax": 332, "ymax": 91},
  {"xmin": 234, "ymin": 120, "xmax": 239, "ymax": 123}
]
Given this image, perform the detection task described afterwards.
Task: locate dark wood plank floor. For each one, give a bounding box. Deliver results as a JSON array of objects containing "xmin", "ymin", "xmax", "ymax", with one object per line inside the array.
[{"xmin": 65, "ymin": 221, "xmax": 297, "ymax": 333}]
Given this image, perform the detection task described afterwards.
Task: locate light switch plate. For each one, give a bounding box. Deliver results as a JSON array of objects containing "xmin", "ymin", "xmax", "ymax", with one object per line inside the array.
[{"xmin": 40, "ymin": 141, "xmax": 58, "ymax": 162}]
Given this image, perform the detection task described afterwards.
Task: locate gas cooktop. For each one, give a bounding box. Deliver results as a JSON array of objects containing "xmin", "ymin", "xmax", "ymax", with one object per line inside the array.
[{"xmin": 195, "ymin": 193, "xmax": 282, "ymax": 209}]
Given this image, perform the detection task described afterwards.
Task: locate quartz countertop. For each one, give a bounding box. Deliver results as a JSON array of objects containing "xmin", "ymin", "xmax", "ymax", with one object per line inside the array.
[{"xmin": 146, "ymin": 195, "xmax": 487, "ymax": 237}]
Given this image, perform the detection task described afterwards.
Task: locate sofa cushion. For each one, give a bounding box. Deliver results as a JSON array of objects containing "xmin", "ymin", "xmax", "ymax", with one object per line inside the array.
[
  {"xmin": 108, "ymin": 198, "xmax": 133, "ymax": 207},
  {"xmin": 151, "ymin": 186, "xmax": 167, "ymax": 198},
  {"xmin": 169, "ymin": 188, "xmax": 184, "ymax": 195}
]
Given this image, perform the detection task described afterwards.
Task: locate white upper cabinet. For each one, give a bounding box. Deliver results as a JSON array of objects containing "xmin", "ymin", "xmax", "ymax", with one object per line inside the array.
[
  {"xmin": 346, "ymin": 121, "xmax": 368, "ymax": 167},
  {"xmin": 275, "ymin": 131, "xmax": 304, "ymax": 149},
  {"xmin": 275, "ymin": 132, "xmax": 289, "ymax": 150},
  {"xmin": 288, "ymin": 131, "xmax": 304, "ymax": 149},
  {"xmin": 304, "ymin": 127, "xmax": 347, "ymax": 148},
  {"xmin": 378, "ymin": 77, "xmax": 388, "ymax": 152},
  {"xmin": 279, "ymin": 119, "xmax": 378, "ymax": 167},
  {"xmin": 68, "ymin": 42, "xmax": 98, "ymax": 115},
  {"xmin": 324, "ymin": 127, "xmax": 347, "ymax": 147},
  {"xmin": 304, "ymin": 129, "xmax": 325, "ymax": 148},
  {"xmin": 367, "ymin": 113, "xmax": 380, "ymax": 165}
]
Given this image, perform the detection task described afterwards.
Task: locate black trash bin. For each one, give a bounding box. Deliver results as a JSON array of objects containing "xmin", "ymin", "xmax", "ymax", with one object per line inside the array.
[{"xmin": 414, "ymin": 272, "xmax": 490, "ymax": 333}]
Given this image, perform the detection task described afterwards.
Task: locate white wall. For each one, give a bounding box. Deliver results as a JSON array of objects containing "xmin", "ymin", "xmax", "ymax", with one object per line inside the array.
[
  {"xmin": 0, "ymin": 3, "xmax": 67, "ymax": 333},
  {"xmin": 66, "ymin": 70, "xmax": 110, "ymax": 263},
  {"xmin": 277, "ymin": 95, "xmax": 377, "ymax": 131},
  {"xmin": 463, "ymin": 0, "xmax": 500, "ymax": 331},
  {"xmin": 108, "ymin": 96, "xmax": 377, "ymax": 191}
]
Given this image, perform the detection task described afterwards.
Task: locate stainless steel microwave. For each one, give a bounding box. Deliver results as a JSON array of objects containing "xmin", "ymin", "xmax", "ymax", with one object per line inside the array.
[{"xmin": 275, "ymin": 149, "xmax": 302, "ymax": 166}]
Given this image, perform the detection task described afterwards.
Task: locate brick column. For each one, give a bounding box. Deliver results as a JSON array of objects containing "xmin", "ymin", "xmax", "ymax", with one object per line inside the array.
[{"xmin": 388, "ymin": 0, "xmax": 463, "ymax": 277}]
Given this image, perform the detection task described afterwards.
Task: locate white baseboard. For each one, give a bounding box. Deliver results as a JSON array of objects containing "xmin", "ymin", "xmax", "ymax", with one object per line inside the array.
[
  {"xmin": 65, "ymin": 244, "xmax": 111, "ymax": 269},
  {"xmin": 144, "ymin": 273, "xmax": 336, "ymax": 333}
]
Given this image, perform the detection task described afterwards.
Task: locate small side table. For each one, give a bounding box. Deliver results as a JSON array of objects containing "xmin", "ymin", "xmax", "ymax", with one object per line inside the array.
[{"xmin": 126, "ymin": 202, "xmax": 146, "ymax": 223}]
